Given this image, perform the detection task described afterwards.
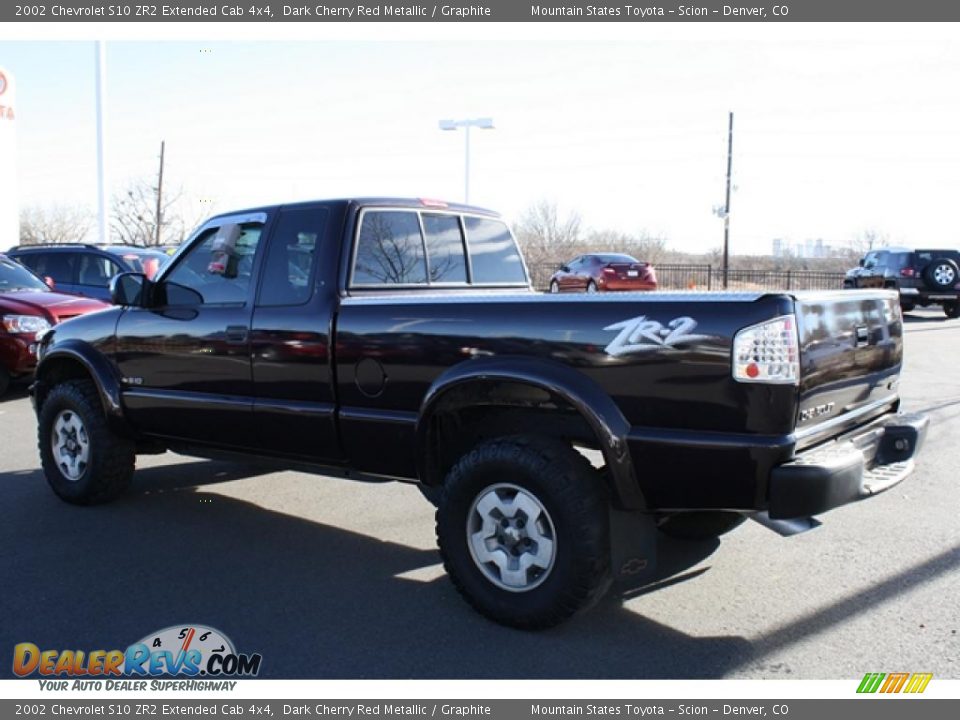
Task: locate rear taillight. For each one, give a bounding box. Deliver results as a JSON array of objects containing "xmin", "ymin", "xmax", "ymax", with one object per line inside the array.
[
  {"xmin": 602, "ymin": 267, "xmax": 616, "ymax": 276},
  {"xmin": 900, "ymin": 267, "xmax": 916, "ymax": 277},
  {"xmin": 733, "ymin": 316, "xmax": 800, "ymax": 385}
]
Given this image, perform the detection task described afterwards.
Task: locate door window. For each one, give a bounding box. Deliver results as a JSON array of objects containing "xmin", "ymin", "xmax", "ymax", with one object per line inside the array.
[
  {"xmin": 257, "ymin": 208, "xmax": 328, "ymax": 307},
  {"xmin": 77, "ymin": 255, "xmax": 121, "ymax": 288},
  {"xmin": 164, "ymin": 224, "xmax": 264, "ymax": 305}
]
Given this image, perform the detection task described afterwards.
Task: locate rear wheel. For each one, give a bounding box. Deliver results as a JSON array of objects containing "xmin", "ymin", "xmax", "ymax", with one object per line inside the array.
[
  {"xmin": 657, "ymin": 511, "xmax": 746, "ymax": 541},
  {"xmin": 0, "ymin": 367, "xmax": 9, "ymax": 398},
  {"xmin": 436, "ymin": 436, "xmax": 611, "ymax": 629},
  {"xmin": 944, "ymin": 302, "xmax": 960, "ymax": 319},
  {"xmin": 38, "ymin": 379, "xmax": 135, "ymax": 505},
  {"xmin": 549, "ymin": 280, "xmax": 559, "ymax": 294},
  {"xmin": 586, "ymin": 281, "xmax": 598, "ymax": 294}
]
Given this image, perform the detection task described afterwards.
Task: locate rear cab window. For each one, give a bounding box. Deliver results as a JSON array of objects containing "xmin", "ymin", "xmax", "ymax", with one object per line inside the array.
[{"xmin": 350, "ymin": 208, "xmax": 529, "ymax": 289}]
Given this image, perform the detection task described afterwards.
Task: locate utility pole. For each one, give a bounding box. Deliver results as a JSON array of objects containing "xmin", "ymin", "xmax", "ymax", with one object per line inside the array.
[
  {"xmin": 722, "ymin": 111, "xmax": 734, "ymax": 289},
  {"xmin": 154, "ymin": 140, "xmax": 165, "ymax": 246}
]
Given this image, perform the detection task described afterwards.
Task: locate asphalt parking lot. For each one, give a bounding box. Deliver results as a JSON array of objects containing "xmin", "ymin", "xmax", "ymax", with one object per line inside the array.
[{"xmin": 1, "ymin": 308, "xmax": 958, "ymax": 680}]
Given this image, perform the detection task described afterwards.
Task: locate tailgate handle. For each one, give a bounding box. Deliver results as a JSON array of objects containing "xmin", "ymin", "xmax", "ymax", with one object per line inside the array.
[{"xmin": 856, "ymin": 325, "xmax": 869, "ymax": 346}]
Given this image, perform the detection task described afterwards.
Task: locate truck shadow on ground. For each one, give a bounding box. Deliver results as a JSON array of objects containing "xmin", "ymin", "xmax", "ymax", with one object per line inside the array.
[
  {"xmin": 0, "ymin": 460, "xmax": 749, "ymax": 679},
  {"xmin": 2, "ymin": 460, "xmax": 957, "ymax": 679}
]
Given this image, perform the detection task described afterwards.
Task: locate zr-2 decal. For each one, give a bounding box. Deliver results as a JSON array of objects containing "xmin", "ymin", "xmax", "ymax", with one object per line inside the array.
[{"xmin": 603, "ymin": 315, "xmax": 711, "ymax": 357}]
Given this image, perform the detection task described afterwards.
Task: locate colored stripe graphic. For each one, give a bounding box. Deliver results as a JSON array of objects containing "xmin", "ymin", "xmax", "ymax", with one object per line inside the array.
[
  {"xmin": 857, "ymin": 672, "xmax": 932, "ymax": 694},
  {"xmin": 880, "ymin": 672, "xmax": 909, "ymax": 693},
  {"xmin": 904, "ymin": 673, "xmax": 933, "ymax": 694},
  {"xmin": 857, "ymin": 673, "xmax": 885, "ymax": 693}
]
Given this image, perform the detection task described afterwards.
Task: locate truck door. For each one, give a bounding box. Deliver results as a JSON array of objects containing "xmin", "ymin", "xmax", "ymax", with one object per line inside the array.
[
  {"xmin": 114, "ymin": 214, "xmax": 268, "ymax": 447},
  {"xmin": 249, "ymin": 206, "xmax": 343, "ymax": 462}
]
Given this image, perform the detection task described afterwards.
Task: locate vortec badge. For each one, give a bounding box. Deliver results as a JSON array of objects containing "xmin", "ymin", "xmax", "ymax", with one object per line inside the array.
[{"xmin": 800, "ymin": 402, "xmax": 835, "ymax": 422}]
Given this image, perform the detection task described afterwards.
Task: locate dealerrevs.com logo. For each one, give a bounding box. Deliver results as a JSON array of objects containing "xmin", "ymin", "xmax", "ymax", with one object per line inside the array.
[{"xmin": 13, "ymin": 625, "xmax": 262, "ymax": 688}]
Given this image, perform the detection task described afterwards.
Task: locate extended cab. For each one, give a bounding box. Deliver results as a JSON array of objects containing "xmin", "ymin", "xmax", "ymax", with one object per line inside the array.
[{"xmin": 31, "ymin": 198, "xmax": 929, "ymax": 628}]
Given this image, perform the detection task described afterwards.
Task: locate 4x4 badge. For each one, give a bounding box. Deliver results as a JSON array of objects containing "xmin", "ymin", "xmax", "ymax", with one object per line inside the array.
[{"xmin": 604, "ymin": 315, "xmax": 710, "ymax": 357}]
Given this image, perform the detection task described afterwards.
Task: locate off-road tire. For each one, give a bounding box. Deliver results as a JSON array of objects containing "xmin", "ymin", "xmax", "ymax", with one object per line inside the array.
[
  {"xmin": 436, "ymin": 435, "xmax": 612, "ymax": 630},
  {"xmin": 657, "ymin": 511, "xmax": 746, "ymax": 541},
  {"xmin": 38, "ymin": 379, "xmax": 135, "ymax": 505}
]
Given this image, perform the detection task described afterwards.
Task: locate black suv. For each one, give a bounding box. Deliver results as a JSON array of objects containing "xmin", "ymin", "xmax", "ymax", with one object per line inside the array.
[
  {"xmin": 7, "ymin": 244, "xmax": 168, "ymax": 302},
  {"xmin": 843, "ymin": 248, "xmax": 960, "ymax": 317}
]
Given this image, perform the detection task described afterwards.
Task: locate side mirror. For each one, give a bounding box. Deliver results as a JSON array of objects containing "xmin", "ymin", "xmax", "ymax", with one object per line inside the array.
[
  {"xmin": 44, "ymin": 276, "xmax": 55, "ymax": 289},
  {"xmin": 110, "ymin": 272, "xmax": 147, "ymax": 307}
]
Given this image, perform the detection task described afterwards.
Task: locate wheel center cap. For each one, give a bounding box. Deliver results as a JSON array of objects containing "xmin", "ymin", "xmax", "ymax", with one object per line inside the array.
[{"xmin": 503, "ymin": 525, "xmax": 523, "ymax": 544}]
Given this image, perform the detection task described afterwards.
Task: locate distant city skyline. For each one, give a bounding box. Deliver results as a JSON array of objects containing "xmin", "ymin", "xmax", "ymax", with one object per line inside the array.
[{"xmin": 3, "ymin": 25, "xmax": 960, "ymax": 254}]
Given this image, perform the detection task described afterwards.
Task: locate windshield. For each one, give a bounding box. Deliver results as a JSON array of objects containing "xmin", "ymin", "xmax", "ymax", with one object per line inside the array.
[{"xmin": 0, "ymin": 257, "xmax": 49, "ymax": 293}]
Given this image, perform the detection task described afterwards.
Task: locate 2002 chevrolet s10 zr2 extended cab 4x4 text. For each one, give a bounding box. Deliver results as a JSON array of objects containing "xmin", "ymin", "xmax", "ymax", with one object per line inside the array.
[{"xmin": 30, "ymin": 198, "xmax": 928, "ymax": 628}]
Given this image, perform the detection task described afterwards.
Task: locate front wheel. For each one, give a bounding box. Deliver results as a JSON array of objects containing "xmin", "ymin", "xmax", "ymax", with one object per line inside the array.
[
  {"xmin": 945, "ymin": 302, "xmax": 960, "ymax": 319},
  {"xmin": 38, "ymin": 379, "xmax": 136, "ymax": 505},
  {"xmin": 436, "ymin": 436, "xmax": 611, "ymax": 629},
  {"xmin": 549, "ymin": 280, "xmax": 559, "ymax": 294}
]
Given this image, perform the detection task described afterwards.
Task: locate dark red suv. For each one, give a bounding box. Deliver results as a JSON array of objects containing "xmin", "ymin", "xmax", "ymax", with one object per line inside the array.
[{"xmin": 0, "ymin": 255, "xmax": 107, "ymax": 396}]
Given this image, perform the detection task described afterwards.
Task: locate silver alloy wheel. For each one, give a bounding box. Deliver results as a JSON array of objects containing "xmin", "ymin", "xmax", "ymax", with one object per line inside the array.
[
  {"xmin": 51, "ymin": 410, "xmax": 90, "ymax": 482},
  {"xmin": 587, "ymin": 282, "xmax": 597, "ymax": 294},
  {"xmin": 550, "ymin": 281, "xmax": 559, "ymax": 293},
  {"xmin": 934, "ymin": 264, "xmax": 956, "ymax": 285},
  {"xmin": 466, "ymin": 483, "xmax": 557, "ymax": 592}
]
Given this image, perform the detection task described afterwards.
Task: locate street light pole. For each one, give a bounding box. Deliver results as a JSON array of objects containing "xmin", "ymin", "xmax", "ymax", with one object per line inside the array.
[{"xmin": 439, "ymin": 117, "xmax": 494, "ymax": 204}]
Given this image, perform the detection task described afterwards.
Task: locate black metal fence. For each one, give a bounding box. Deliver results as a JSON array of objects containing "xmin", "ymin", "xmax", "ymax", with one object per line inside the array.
[{"xmin": 529, "ymin": 263, "xmax": 846, "ymax": 292}]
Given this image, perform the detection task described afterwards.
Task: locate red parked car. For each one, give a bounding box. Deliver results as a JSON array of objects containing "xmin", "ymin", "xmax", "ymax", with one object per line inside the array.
[
  {"xmin": 548, "ymin": 253, "xmax": 658, "ymax": 293},
  {"xmin": 0, "ymin": 254, "xmax": 107, "ymax": 397}
]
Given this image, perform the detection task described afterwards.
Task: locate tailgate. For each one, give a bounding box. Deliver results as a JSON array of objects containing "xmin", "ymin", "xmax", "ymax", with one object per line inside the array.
[{"xmin": 793, "ymin": 290, "xmax": 902, "ymax": 449}]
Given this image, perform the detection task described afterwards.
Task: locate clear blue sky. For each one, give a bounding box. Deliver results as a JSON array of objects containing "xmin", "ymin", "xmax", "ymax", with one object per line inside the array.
[{"xmin": 3, "ymin": 25, "xmax": 960, "ymax": 255}]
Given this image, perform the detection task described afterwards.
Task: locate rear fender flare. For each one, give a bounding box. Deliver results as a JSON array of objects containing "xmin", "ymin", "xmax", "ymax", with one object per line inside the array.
[{"xmin": 416, "ymin": 356, "xmax": 644, "ymax": 509}]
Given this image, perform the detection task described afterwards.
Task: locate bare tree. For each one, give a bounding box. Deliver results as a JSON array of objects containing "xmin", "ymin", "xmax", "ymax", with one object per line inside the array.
[
  {"xmin": 514, "ymin": 199, "xmax": 582, "ymax": 266},
  {"xmin": 111, "ymin": 178, "xmax": 204, "ymax": 247},
  {"xmin": 18, "ymin": 205, "xmax": 94, "ymax": 246},
  {"xmin": 583, "ymin": 229, "xmax": 668, "ymax": 264},
  {"xmin": 844, "ymin": 228, "xmax": 890, "ymax": 259}
]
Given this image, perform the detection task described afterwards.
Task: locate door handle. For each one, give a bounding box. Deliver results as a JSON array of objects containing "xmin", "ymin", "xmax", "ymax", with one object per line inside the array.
[{"xmin": 225, "ymin": 325, "xmax": 248, "ymax": 344}]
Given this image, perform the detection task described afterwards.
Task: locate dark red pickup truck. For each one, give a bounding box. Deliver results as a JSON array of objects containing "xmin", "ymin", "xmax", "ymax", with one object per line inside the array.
[{"xmin": 30, "ymin": 199, "xmax": 929, "ymax": 628}]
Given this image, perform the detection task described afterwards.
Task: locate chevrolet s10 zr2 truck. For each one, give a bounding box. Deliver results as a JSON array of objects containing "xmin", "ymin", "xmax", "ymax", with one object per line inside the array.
[{"xmin": 31, "ymin": 198, "xmax": 928, "ymax": 628}]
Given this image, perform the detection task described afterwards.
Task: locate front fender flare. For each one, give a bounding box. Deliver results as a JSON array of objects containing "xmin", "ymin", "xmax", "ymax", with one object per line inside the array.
[{"xmin": 34, "ymin": 340, "xmax": 125, "ymax": 425}]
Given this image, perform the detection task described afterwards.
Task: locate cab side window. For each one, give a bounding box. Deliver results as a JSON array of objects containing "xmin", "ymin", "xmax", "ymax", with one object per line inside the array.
[
  {"xmin": 165, "ymin": 224, "xmax": 264, "ymax": 305},
  {"xmin": 352, "ymin": 211, "xmax": 427, "ymax": 286}
]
